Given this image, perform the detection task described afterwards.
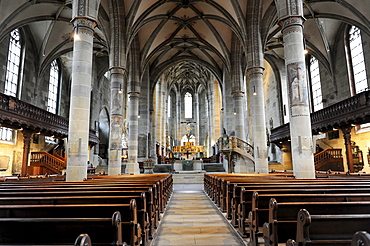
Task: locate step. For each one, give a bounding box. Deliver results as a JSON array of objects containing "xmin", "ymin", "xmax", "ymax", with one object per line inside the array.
[{"xmin": 173, "ymin": 172, "xmax": 204, "ymax": 184}]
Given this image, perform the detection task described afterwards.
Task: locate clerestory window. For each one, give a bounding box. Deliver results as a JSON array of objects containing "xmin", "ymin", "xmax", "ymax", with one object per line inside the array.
[
  {"xmin": 349, "ymin": 26, "xmax": 368, "ymax": 94},
  {"xmin": 1, "ymin": 29, "xmax": 21, "ymax": 143},
  {"xmin": 47, "ymin": 60, "xmax": 60, "ymax": 114},
  {"xmin": 184, "ymin": 92, "xmax": 192, "ymax": 118},
  {"xmin": 309, "ymin": 56, "xmax": 323, "ymax": 111}
]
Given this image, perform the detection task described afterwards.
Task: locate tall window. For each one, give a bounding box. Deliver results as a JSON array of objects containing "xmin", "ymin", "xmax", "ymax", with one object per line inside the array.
[
  {"xmin": 47, "ymin": 60, "xmax": 60, "ymax": 114},
  {"xmin": 5, "ymin": 29, "xmax": 21, "ymax": 97},
  {"xmin": 1, "ymin": 29, "xmax": 21, "ymax": 143},
  {"xmin": 184, "ymin": 92, "xmax": 192, "ymax": 118},
  {"xmin": 168, "ymin": 95, "xmax": 171, "ymax": 117},
  {"xmin": 309, "ymin": 56, "xmax": 323, "ymax": 111},
  {"xmin": 349, "ymin": 26, "xmax": 368, "ymax": 93}
]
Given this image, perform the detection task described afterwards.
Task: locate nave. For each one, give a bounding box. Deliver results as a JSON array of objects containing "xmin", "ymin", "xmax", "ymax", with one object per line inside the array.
[{"xmin": 153, "ymin": 184, "xmax": 245, "ymax": 246}]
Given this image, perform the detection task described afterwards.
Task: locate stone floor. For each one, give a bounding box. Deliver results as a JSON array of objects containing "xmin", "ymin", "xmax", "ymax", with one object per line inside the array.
[{"xmin": 152, "ymin": 184, "xmax": 246, "ymax": 246}]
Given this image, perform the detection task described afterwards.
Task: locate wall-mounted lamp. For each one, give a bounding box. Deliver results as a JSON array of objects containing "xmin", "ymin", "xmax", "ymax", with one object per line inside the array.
[
  {"xmin": 74, "ymin": 25, "xmax": 80, "ymax": 41},
  {"xmin": 253, "ymin": 85, "xmax": 257, "ymax": 96},
  {"xmin": 118, "ymin": 84, "xmax": 123, "ymax": 94},
  {"xmin": 138, "ymin": 115, "xmax": 141, "ymax": 119}
]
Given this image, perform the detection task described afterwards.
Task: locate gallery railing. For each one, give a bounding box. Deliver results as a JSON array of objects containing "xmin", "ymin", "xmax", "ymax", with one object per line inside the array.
[
  {"xmin": 271, "ymin": 90, "xmax": 370, "ymax": 143},
  {"xmin": 0, "ymin": 93, "xmax": 98, "ymax": 144}
]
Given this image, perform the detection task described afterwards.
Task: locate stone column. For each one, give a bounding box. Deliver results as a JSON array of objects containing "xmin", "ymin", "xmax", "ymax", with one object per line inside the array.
[
  {"xmin": 247, "ymin": 67, "xmax": 269, "ymax": 173},
  {"xmin": 108, "ymin": 67, "xmax": 126, "ymax": 175},
  {"xmin": 341, "ymin": 126, "xmax": 354, "ymax": 172},
  {"xmin": 156, "ymin": 79, "xmax": 163, "ymax": 160},
  {"xmin": 150, "ymin": 109, "xmax": 157, "ymax": 163},
  {"xmin": 21, "ymin": 131, "xmax": 33, "ymax": 176},
  {"xmin": 66, "ymin": 17, "xmax": 96, "ymax": 181},
  {"xmin": 194, "ymin": 92, "xmax": 200, "ymax": 145},
  {"xmin": 232, "ymin": 91, "xmax": 246, "ymax": 140},
  {"xmin": 176, "ymin": 91, "xmax": 181, "ymax": 145},
  {"xmin": 161, "ymin": 90, "xmax": 167, "ymax": 157},
  {"xmin": 126, "ymin": 91, "xmax": 140, "ymax": 174},
  {"xmin": 276, "ymin": 0, "xmax": 315, "ymax": 178},
  {"xmin": 231, "ymin": 35, "xmax": 246, "ymax": 141}
]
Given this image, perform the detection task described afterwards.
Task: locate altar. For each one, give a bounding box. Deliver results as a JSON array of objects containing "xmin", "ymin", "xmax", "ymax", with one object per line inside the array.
[
  {"xmin": 174, "ymin": 160, "xmax": 203, "ymax": 172},
  {"xmin": 172, "ymin": 141, "xmax": 204, "ymax": 172}
]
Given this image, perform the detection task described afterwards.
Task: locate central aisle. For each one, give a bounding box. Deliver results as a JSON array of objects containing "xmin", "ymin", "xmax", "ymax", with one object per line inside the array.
[{"xmin": 153, "ymin": 184, "xmax": 245, "ymax": 246}]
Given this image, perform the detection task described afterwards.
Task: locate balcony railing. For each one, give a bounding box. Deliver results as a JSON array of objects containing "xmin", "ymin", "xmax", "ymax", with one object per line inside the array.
[
  {"xmin": 0, "ymin": 93, "xmax": 98, "ymax": 144},
  {"xmin": 271, "ymin": 90, "xmax": 370, "ymax": 143}
]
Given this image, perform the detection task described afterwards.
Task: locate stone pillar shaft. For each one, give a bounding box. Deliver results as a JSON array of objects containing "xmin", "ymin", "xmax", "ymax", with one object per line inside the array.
[
  {"xmin": 176, "ymin": 92, "xmax": 181, "ymax": 145},
  {"xmin": 150, "ymin": 109, "xmax": 157, "ymax": 162},
  {"xmin": 156, "ymin": 80, "xmax": 163, "ymax": 159},
  {"xmin": 108, "ymin": 67, "xmax": 126, "ymax": 175},
  {"xmin": 66, "ymin": 17, "xmax": 96, "ymax": 181},
  {"xmin": 194, "ymin": 92, "xmax": 200, "ymax": 145},
  {"xmin": 126, "ymin": 91, "xmax": 140, "ymax": 174},
  {"xmin": 247, "ymin": 67, "xmax": 269, "ymax": 173},
  {"xmin": 277, "ymin": 0, "xmax": 315, "ymax": 178},
  {"xmin": 232, "ymin": 91, "xmax": 246, "ymax": 141}
]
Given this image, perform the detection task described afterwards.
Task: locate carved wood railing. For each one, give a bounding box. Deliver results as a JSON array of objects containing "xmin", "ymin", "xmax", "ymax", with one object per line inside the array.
[
  {"xmin": 0, "ymin": 92, "xmax": 98, "ymax": 144},
  {"xmin": 30, "ymin": 151, "xmax": 66, "ymax": 174},
  {"xmin": 314, "ymin": 149, "xmax": 343, "ymax": 168},
  {"xmin": 271, "ymin": 90, "xmax": 370, "ymax": 143},
  {"xmin": 219, "ymin": 136, "xmax": 254, "ymax": 161}
]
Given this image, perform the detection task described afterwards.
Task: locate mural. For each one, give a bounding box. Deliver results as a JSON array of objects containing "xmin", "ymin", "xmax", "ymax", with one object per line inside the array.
[{"xmin": 287, "ymin": 61, "xmax": 309, "ymax": 116}]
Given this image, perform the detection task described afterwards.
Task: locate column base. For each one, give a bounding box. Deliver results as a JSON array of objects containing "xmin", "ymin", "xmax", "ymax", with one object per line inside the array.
[
  {"xmin": 254, "ymin": 158, "xmax": 269, "ymax": 174},
  {"xmin": 125, "ymin": 163, "xmax": 140, "ymax": 174},
  {"xmin": 66, "ymin": 166, "xmax": 87, "ymax": 181},
  {"xmin": 108, "ymin": 167, "xmax": 122, "ymax": 176}
]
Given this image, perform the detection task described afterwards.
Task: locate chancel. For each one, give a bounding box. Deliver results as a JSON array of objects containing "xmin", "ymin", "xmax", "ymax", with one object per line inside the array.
[{"xmin": 1, "ymin": 1, "xmax": 370, "ymax": 245}]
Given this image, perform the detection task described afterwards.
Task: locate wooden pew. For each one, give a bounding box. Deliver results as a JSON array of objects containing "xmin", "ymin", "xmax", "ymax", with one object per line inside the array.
[
  {"xmin": 350, "ymin": 231, "xmax": 370, "ymax": 246},
  {"xmin": 286, "ymin": 209, "xmax": 370, "ymax": 245},
  {"xmin": 0, "ymin": 187, "xmax": 155, "ymax": 244},
  {"xmin": 263, "ymin": 199, "xmax": 370, "ymax": 246},
  {"xmin": 237, "ymin": 186, "xmax": 370, "ymax": 231},
  {"xmin": 245, "ymin": 191, "xmax": 370, "ymax": 245},
  {"xmin": 230, "ymin": 181, "xmax": 370, "ymax": 227},
  {"xmin": 0, "ymin": 201, "xmax": 138, "ymax": 246},
  {"xmin": 0, "ymin": 193, "xmax": 150, "ymax": 245},
  {"xmin": 0, "ymin": 174, "xmax": 173, "ymax": 246}
]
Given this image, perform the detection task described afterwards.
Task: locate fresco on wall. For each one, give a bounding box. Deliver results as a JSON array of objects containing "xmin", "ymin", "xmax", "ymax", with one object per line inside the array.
[{"xmin": 287, "ymin": 61, "xmax": 309, "ymax": 117}]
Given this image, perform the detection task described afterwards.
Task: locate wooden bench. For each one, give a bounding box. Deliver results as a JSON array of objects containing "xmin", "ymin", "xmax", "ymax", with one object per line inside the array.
[
  {"xmin": 245, "ymin": 191, "xmax": 370, "ymax": 245},
  {"xmin": 0, "ymin": 193, "xmax": 151, "ymax": 245},
  {"xmin": 0, "ymin": 201, "xmax": 138, "ymax": 246},
  {"xmin": 0, "ymin": 174, "xmax": 173, "ymax": 246},
  {"xmin": 286, "ymin": 209, "xmax": 370, "ymax": 245},
  {"xmin": 236, "ymin": 186, "xmax": 370, "ymax": 236},
  {"xmin": 0, "ymin": 187, "xmax": 155, "ymax": 244},
  {"xmin": 230, "ymin": 181, "xmax": 370, "ymax": 227},
  {"xmin": 263, "ymin": 199, "xmax": 370, "ymax": 246}
]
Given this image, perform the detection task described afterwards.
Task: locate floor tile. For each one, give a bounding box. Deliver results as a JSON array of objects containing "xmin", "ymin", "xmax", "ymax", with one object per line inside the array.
[{"xmin": 153, "ymin": 184, "xmax": 246, "ymax": 246}]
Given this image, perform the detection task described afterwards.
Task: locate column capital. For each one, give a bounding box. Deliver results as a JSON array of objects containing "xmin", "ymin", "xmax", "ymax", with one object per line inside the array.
[
  {"xmin": 247, "ymin": 66, "xmax": 264, "ymax": 77},
  {"xmin": 109, "ymin": 66, "xmax": 127, "ymax": 76},
  {"xmin": 71, "ymin": 17, "xmax": 97, "ymax": 36},
  {"xmin": 128, "ymin": 91, "xmax": 141, "ymax": 98},
  {"xmin": 278, "ymin": 15, "xmax": 305, "ymax": 32},
  {"xmin": 231, "ymin": 91, "xmax": 245, "ymax": 98}
]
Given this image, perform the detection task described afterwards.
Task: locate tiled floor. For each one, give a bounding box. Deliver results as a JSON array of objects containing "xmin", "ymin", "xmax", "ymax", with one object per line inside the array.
[{"xmin": 153, "ymin": 184, "xmax": 245, "ymax": 246}]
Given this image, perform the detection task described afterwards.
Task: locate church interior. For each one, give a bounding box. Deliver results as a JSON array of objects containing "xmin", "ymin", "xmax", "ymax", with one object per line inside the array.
[{"xmin": 1, "ymin": 0, "xmax": 370, "ymax": 245}]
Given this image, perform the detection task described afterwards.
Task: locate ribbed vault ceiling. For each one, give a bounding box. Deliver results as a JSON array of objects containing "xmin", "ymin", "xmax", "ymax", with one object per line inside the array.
[{"xmin": 1, "ymin": 0, "xmax": 370, "ymax": 87}]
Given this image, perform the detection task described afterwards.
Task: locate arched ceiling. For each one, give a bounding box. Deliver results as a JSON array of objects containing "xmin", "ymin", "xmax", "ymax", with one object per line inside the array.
[
  {"xmin": 1, "ymin": 0, "xmax": 370, "ymax": 85},
  {"xmin": 164, "ymin": 61, "xmax": 210, "ymax": 93}
]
